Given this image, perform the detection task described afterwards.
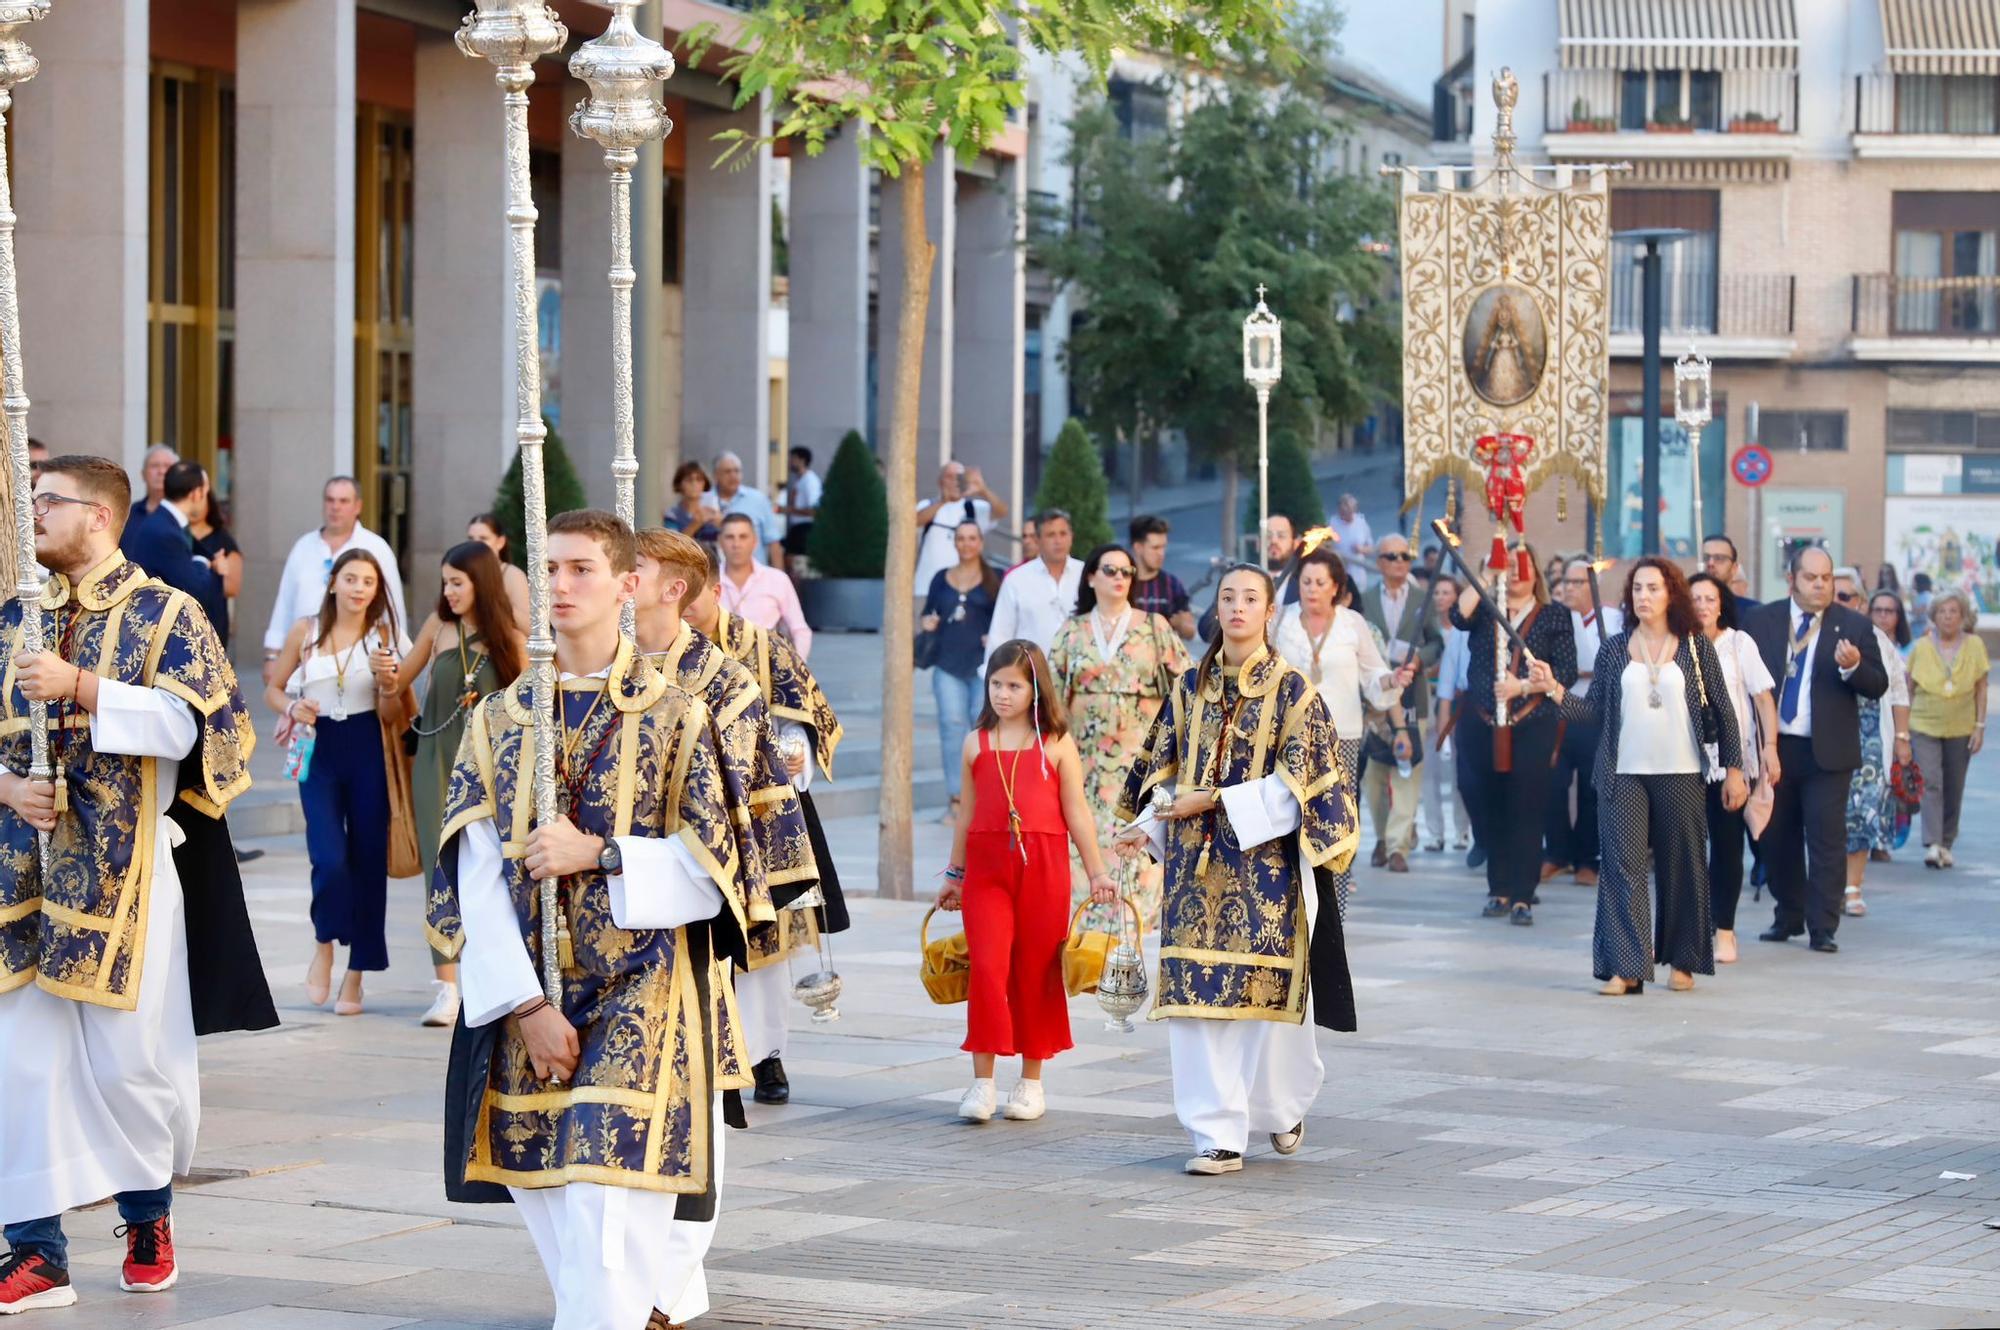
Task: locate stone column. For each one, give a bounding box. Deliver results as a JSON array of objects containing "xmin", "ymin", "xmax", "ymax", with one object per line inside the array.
[
  {"xmin": 875, "ymin": 159, "xmax": 955, "ymax": 473},
  {"xmin": 952, "ymin": 163, "xmax": 1026, "ymax": 529},
  {"xmin": 233, "ymin": 0, "xmax": 357, "ymax": 647},
  {"xmin": 407, "ymin": 33, "xmax": 516, "ymax": 585},
  {"xmin": 787, "ymin": 125, "xmax": 870, "ymax": 461},
  {"xmin": 559, "ymin": 82, "xmax": 616, "ymax": 510},
  {"xmin": 679, "ymin": 97, "xmax": 772, "ymax": 488},
  {"xmin": 14, "ymin": 0, "xmax": 148, "ymax": 470}
]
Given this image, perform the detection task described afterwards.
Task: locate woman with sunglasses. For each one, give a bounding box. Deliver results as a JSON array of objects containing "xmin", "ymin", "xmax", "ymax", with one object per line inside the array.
[
  {"xmin": 1049, "ymin": 543, "xmax": 1191, "ymax": 931},
  {"xmin": 1841, "ymin": 586, "xmax": 1913, "ymax": 915}
]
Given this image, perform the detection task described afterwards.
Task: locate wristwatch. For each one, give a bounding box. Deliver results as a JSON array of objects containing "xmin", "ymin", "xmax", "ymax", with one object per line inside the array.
[{"xmin": 597, "ymin": 838, "xmax": 622, "ymax": 877}]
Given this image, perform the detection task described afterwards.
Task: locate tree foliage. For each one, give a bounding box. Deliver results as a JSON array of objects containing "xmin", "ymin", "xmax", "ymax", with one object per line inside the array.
[
  {"xmin": 1033, "ymin": 418, "xmax": 1114, "ymax": 551},
  {"xmin": 1241, "ymin": 428, "xmax": 1326, "ymax": 535},
  {"xmin": 807, "ymin": 430, "xmax": 890, "ymax": 577},
  {"xmin": 491, "ymin": 420, "xmax": 589, "ymax": 569}
]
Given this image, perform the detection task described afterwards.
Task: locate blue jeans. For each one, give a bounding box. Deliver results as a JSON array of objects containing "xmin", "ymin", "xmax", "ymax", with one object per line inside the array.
[
  {"xmin": 932, "ymin": 668, "xmax": 979, "ymax": 801},
  {"xmin": 300, "ymin": 713, "xmax": 392, "ymax": 971},
  {"xmin": 4, "ymin": 1184, "xmax": 173, "ymax": 1265}
]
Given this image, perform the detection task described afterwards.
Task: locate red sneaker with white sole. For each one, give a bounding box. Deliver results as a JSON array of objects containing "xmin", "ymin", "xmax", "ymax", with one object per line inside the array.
[
  {"xmin": 0, "ymin": 1251, "xmax": 76, "ymax": 1314},
  {"xmin": 116, "ymin": 1216, "xmax": 177, "ymax": 1292}
]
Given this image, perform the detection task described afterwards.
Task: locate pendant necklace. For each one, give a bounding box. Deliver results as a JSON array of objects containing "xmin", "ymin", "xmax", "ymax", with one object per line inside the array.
[
  {"xmin": 993, "ymin": 739, "xmax": 1030, "ymax": 863},
  {"xmin": 1090, "ymin": 606, "xmax": 1131, "ymax": 662},
  {"xmin": 1638, "ymin": 631, "xmax": 1672, "ymax": 709},
  {"xmin": 329, "ymin": 630, "xmax": 366, "ymax": 722},
  {"xmin": 1304, "ymin": 613, "xmax": 1333, "ymax": 685},
  {"xmin": 1938, "ymin": 632, "xmax": 1962, "ymax": 696}
]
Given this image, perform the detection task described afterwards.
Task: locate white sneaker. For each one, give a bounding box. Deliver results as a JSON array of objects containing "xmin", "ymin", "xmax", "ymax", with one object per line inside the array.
[
  {"xmin": 1940, "ymin": 846, "xmax": 1956, "ymax": 868},
  {"xmin": 421, "ymin": 981, "xmax": 460, "ymax": 1028},
  {"xmin": 1270, "ymin": 1120, "xmax": 1304, "ymax": 1155},
  {"xmin": 1184, "ymin": 1149, "xmax": 1243, "ymax": 1175},
  {"xmin": 957, "ymin": 1079, "xmax": 996, "ymax": 1123},
  {"xmin": 1925, "ymin": 844, "xmax": 1945, "ymax": 869},
  {"xmin": 1002, "ymin": 1080, "xmax": 1046, "ymax": 1121}
]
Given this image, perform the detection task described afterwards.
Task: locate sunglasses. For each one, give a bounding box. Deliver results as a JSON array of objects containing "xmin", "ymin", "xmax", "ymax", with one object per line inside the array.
[
  {"xmin": 1097, "ymin": 565, "xmax": 1135, "ymax": 580},
  {"xmin": 1378, "ymin": 552, "xmax": 1412, "ymax": 562},
  {"xmin": 1836, "ymin": 592, "xmax": 1861, "ymax": 604}
]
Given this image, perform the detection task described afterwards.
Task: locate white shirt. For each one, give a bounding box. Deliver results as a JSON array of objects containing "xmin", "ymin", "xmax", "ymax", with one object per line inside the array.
[
  {"xmin": 1273, "ymin": 604, "xmax": 1401, "ymax": 739},
  {"xmin": 1776, "ymin": 598, "xmax": 1858, "ymax": 739},
  {"xmin": 1872, "ymin": 625, "xmax": 1910, "ymax": 756},
  {"xmin": 915, "ymin": 495, "xmax": 992, "ymax": 592},
  {"xmin": 263, "ymin": 525, "xmax": 407, "ymax": 652},
  {"xmin": 785, "ymin": 469, "xmax": 823, "ymax": 531},
  {"xmin": 986, "ymin": 556, "xmax": 1082, "ymax": 659},
  {"xmin": 1617, "ymin": 659, "xmax": 1702, "ymax": 774},
  {"xmin": 1711, "ymin": 627, "xmax": 1776, "ymax": 780},
  {"xmin": 1571, "ymin": 606, "xmax": 1624, "ymax": 700},
  {"xmin": 1377, "ymin": 582, "xmax": 1412, "ymax": 649},
  {"xmin": 1328, "ymin": 512, "xmax": 1375, "ymax": 590},
  {"xmin": 286, "ymin": 623, "xmax": 414, "ymax": 720}
]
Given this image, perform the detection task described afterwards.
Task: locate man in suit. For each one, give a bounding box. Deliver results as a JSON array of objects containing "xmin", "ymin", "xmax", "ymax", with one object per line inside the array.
[
  {"xmin": 1702, "ymin": 534, "xmax": 1759, "ymax": 617},
  {"xmin": 1742, "ymin": 545, "xmax": 1887, "ymax": 953},
  {"xmin": 1359, "ymin": 533, "xmax": 1441, "ymax": 872},
  {"xmin": 121, "ymin": 459, "xmax": 232, "ymax": 638}
]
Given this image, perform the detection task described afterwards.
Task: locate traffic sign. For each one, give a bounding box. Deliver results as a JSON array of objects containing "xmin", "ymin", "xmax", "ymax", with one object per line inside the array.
[{"xmin": 1731, "ymin": 444, "xmax": 1773, "ymax": 488}]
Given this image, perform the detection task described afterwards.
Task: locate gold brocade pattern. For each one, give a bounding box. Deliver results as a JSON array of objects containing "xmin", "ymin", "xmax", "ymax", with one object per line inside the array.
[
  {"xmin": 1117, "ymin": 648, "xmax": 1357, "ymax": 1025},
  {"xmin": 427, "ymin": 644, "xmax": 743, "ymax": 1192},
  {"xmin": 0, "ymin": 554, "xmax": 254, "ymax": 1008}
]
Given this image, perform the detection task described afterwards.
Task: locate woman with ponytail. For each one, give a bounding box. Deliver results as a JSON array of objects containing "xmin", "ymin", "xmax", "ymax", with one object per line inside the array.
[{"xmin": 1114, "ymin": 565, "xmax": 1359, "ymax": 1178}]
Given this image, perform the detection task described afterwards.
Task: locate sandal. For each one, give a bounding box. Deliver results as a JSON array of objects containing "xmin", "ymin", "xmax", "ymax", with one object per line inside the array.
[
  {"xmin": 1843, "ymin": 885, "xmax": 1867, "ymax": 917},
  {"xmin": 1510, "ymin": 902, "xmax": 1533, "ymax": 926}
]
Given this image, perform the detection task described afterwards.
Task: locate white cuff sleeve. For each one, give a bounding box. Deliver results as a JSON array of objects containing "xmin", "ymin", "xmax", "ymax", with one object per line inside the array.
[
  {"xmin": 89, "ymin": 679, "xmax": 199, "ymax": 760},
  {"xmin": 1218, "ymin": 773, "xmax": 1302, "ymax": 852},
  {"xmin": 778, "ymin": 721, "xmax": 813, "ymax": 791},
  {"xmin": 1838, "ymin": 663, "xmax": 1857, "ymax": 681},
  {"xmin": 605, "ymin": 835, "xmax": 725, "ymax": 931},
  {"xmin": 458, "ymin": 819, "xmax": 544, "ymax": 1027}
]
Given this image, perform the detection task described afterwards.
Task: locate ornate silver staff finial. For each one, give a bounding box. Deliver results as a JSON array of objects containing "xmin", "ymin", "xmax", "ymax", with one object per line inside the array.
[
  {"xmin": 1492, "ymin": 67, "xmax": 1519, "ymax": 168},
  {"xmin": 460, "ymin": 0, "xmax": 567, "ymax": 1003},
  {"xmin": 569, "ymin": 0, "xmax": 673, "ymax": 637}
]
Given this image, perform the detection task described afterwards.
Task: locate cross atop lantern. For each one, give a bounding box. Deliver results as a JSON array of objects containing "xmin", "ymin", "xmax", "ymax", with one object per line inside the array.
[{"xmin": 1242, "ymin": 285, "xmax": 1283, "ymax": 558}]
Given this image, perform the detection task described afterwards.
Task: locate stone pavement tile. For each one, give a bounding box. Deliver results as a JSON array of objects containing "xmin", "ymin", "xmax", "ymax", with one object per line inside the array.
[
  {"xmin": 160, "ymin": 1312, "xmax": 419, "ymax": 1330},
  {"xmin": 288, "ymin": 1269, "xmax": 557, "ymax": 1325},
  {"xmin": 324, "ymin": 1222, "xmax": 543, "ymax": 1277},
  {"xmin": 69, "ymin": 1244, "xmax": 426, "ymax": 1289},
  {"xmin": 1834, "ymin": 1262, "xmax": 2000, "ymax": 1311}
]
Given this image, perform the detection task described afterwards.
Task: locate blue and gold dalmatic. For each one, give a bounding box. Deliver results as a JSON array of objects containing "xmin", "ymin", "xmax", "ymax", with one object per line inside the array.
[
  {"xmin": 0, "ymin": 553, "xmax": 253, "ymax": 1009},
  {"xmin": 1118, "ymin": 646, "xmax": 1358, "ymax": 1027},
  {"xmin": 427, "ymin": 640, "xmax": 768, "ymax": 1194}
]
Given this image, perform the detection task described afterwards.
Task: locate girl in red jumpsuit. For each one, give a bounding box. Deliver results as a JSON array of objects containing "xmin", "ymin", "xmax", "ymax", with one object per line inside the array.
[{"xmin": 937, "ymin": 639, "xmax": 1117, "ymax": 1123}]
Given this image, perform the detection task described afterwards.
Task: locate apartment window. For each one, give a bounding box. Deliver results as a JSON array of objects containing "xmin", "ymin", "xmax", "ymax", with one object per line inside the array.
[
  {"xmin": 1892, "ymin": 192, "xmax": 2000, "ymax": 334},
  {"xmin": 1896, "ymin": 74, "xmax": 2000, "ymax": 135},
  {"xmin": 1888, "ymin": 409, "xmax": 2000, "ymax": 451},
  {"xmin": 1618, "ymin": 69, "xmax": 1720, "ymax": 131},
  {"xmin": 1610, "ymin": 189, "xmax": 1719, "ymax": 334},
  {"xmin": 1108, "ymin": 76, "xmax": 1168, "ymax": 143},
  {"xmin": 1758, "ymin": 410, "xmax": 1847, "ymax": 453}
]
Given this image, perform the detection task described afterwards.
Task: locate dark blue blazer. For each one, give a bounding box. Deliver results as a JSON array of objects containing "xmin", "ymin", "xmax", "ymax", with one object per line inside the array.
[{"xmin": 121, "ymin": 504, "xmax": 228, "ymax": 639}]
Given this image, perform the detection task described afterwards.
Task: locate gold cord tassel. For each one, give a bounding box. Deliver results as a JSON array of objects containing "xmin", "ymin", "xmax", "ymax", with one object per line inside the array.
[{"xmin": 1557, "ymin": 474, "xmax": 1568, "ymax": 523}]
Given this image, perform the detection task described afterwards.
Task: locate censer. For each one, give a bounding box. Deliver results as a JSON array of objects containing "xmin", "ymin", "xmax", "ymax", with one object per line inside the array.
[
  {"xmin": 786, "ymin": 883, "xmax": 841, "ymax": 1023},
  {"xmin": 1096, "ymin": 896, "xmax": 1148, "ymax": 1034}
]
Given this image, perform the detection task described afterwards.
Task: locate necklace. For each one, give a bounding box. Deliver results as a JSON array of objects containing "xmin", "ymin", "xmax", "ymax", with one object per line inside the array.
[
  {"xmin": 329, "ymin": 628, "xmax": 368, "ymax": 722},
  {"xmin": 1090, "ymin": 606, "xmax": 1131, "ymax": 661},
  {"xmin": 1937, "ymin": 631, "xmax": 1963, "ymax": 695},
  {"xmin": 1302, "ymin": 611, "xmax": 1334, "ymax": 684},
  {"xmin": 1635, "ymin": 630, "xmax": 1675, "ymax": 709},
  {"xmin": 992, "ymin": 738, "xmax": 1031, "ymax": 863},
  {"xmin": 555, "ymin": 684, "xmax": 612, "ymax": 816}
]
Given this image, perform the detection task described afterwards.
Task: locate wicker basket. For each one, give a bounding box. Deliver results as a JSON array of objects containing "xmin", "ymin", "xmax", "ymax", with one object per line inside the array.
[{"xmin": 919, "ymin": 906, "xmax": 971, "ymax": 1005}]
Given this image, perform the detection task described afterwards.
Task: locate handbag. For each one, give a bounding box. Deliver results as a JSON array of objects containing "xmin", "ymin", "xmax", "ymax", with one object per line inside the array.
[
  {"xmin": 379, "ymin": 686, "xmax": 423, "ymax": 880},
  {"xmin": 919, "ymin": 905, "xmax": 971, "ymax": 1005},
  {"xmin": 1688, "ymin": 636, "xmax": 1723, "ymax": 781},
  {"xmin": 1061, "ymin": 897, "xmax": 1142, "ymax": 997},
  {"xmin": 913, "ymin": 627, "xmax": 941, "ymax": 670}
]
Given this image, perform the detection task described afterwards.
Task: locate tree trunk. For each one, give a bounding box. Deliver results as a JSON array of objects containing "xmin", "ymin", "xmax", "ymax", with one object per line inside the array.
[
  {"xmin": 877, "ymin": 158, "xmax": 932, "ymax": 902},
  {"xmin": 1127, "ymin": 414, "xmax": 1144, "ymax": 514},
  {"xmin": 1220, "ymin": 462, "xmax": 1240, "ymax": 562}
]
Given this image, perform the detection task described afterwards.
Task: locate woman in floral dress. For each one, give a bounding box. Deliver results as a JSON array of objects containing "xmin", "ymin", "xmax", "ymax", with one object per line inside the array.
[{"xmin": 1050, "ymin": 543, "xmax": 1191, "ymax": 933}]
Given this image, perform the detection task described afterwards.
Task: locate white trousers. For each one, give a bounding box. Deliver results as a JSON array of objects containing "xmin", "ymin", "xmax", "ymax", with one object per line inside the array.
[
  {"xmin": 735, "ymin": 961, "xmax": 790, "ymax": 1065},
  {"xmin": 509, "ymin": 1096, "xmax": 725, "ymax": 1330},
  {"xmin": 0, "ymin": 819, "xmax": 198, "ymax": 1224},
  {"xmin": 1167, "ymin": 1012, "xmax": 1324, "ymax": 1156}
]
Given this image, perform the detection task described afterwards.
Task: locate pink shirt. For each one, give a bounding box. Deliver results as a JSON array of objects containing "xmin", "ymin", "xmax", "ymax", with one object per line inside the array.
[{"xmin": 719, "ymin": 563, "xmax": 813, "ymax": 658}]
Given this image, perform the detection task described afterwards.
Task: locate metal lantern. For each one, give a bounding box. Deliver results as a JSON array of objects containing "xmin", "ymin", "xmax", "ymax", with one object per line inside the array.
[
  {"xmin": 569, "ymin": 0, "xmax": 673, "ymax": 637},
  {"xmin": 1096, "ymin": 937, "xmax": 1147, "ymax": 1034},
  {"xmin": 1674, "ymin": 342, "xmax": 1713, "ymax": 556},
  {"xmin": 786, "ymin": 884, "xmax": 842, "ymax": 1023},
  {"xmin": 0, "ymin": 1, "xmax": 51, "ymax": 874},
  {"xmin": 1242, "ymin": 286, "xmax": 1283, "ymax": 563},
  {"xmin": 460, "ymin": 0, "xmax": 568, "ymax": 1002}
]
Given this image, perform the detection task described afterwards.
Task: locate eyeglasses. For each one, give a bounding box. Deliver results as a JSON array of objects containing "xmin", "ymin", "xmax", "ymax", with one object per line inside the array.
[
  {"xmin": 31, "ymin": 493, "xmax": 104, "ymax": 517},
  {"xmin": 1836, "ymin": 592, "xmax": 1861, "ymax": 604},
  {"xmin": 1378, "ymin": 551, "xmax": 1412, "ymax": 562},
  {"xmin": 1098, "ymin": 565, "xmax": 1135, "ymax": 580}
]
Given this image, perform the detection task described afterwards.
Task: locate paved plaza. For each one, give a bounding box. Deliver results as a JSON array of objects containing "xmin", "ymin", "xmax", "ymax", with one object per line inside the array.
[{"xmin": 44, "ymin": 760, "xmax": 2000, "ymax": 1330}]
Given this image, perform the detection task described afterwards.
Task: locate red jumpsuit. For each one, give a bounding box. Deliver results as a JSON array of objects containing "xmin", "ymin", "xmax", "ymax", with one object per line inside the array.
[{"xmin": 961, "ymin": 730, "xmax": 1074, "ymax": 1060}]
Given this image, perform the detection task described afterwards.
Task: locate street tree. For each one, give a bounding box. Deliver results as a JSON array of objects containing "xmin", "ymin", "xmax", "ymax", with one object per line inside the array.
[
  {"xmin": 1034, "ymin": 418, "xmax": 1114, "ymax": 551},
  {"xmin": 688, "ymin": 0, "xmax": 1287, "ymax": 900}
]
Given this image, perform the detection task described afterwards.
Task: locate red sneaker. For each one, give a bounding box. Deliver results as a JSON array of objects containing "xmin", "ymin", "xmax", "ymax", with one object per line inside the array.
[
  {"xmin": 116, "ymin": 1216, "xmax": 177, "ymax": 1293},
  {"xmin": 0, "ymin": 1250, "xmax": 76, "ymax": 1314}
]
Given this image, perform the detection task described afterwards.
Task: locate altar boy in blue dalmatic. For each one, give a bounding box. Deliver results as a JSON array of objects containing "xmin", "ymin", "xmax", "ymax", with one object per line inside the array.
[
  {"xmin": 1117, "ymin": 564, "xmax": 1358, "ymax": 1179},
  {"xmin": 427, "ymin": 510, "xmax": 764, "ymax": 1330}
]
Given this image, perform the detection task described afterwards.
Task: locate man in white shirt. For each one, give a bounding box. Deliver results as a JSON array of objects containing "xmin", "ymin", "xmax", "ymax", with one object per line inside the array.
[
  {"xmin": 716, "ymin": 513, "xmax": 812, "ymax": 657},
  {"xmin": 1545, "ymin": 556, "xmax": 1622, "ymax": 887},
  {"xmin": 781, "ymin": 446, "xmax": 822, "ymax": 562},
  {"xmin": 706, "ymin": 451, "xmax": 784, "ymax": 567},
  {"xmin": 915, "ymin": 461, "xmax": 1008, "ymax": 608},
  {"xmin": 261, "ymin": 476, "xmax": 406, "ymax": 686},
  {"xmin": 987, "ymin": 509, "xmax": 1080, "ymax": 660},
  {"xmin": 1327, "ymin": 493, "xmax": 1375, "ymax": 592}
]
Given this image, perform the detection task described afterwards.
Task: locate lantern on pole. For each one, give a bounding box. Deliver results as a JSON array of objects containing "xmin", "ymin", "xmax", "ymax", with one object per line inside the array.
[
  {"xmin": 1242, "ymin": 286, "xmax": 1282, "ymax": 561},
  {"xmin": 569, "ymin": 1, "xmax": 673, "ymax": 637},
  {"xmin": 458, "ymin": 0, "xmax": 568, "ymax": 1005},
  {"xmin": 1674, "ymin": 342, "xmax": 1713, "ymax": 557}
]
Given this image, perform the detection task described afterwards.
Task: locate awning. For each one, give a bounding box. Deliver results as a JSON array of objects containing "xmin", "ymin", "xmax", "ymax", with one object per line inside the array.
[
  {"xmin": 1881, "ymin": 0, "xmax": 2000, "ymax": 74},
  {"xmin": 1559, "ymin": 0, "xmax": 1800, "ymax": 71}
]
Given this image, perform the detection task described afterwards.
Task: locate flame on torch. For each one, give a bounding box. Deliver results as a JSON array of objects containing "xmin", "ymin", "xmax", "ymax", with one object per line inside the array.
[{"xmin": 1299, "ymin": 526, "xmax": 1337, "ymax": 555}]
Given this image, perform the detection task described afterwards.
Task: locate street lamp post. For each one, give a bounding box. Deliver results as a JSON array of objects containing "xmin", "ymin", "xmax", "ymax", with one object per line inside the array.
[
  {"xmin": 458, "ymin": 0, "xmax": 568, "ymax": 1004},
  {"xmin": 1242, "ymin": 286, "xmax": 1282, "ymax": 560},
  {"xmin": 568, "ymin": 0, "xmax": 673, "ymax": 639},
  {"xmin": 1615, "ymin": 227, "xmax": 1691, "ymax": 555},
  {"xmin": 1674, "ymin": 342, "xmax": 1712, "ymax": 558}
]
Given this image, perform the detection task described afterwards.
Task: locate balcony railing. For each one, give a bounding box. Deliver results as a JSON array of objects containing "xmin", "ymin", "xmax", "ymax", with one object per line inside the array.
[
  {"xmin": 1610, "ymin": 269, "xmax": 1795, "ymax": 341},
  {"xmin": 1853, "ymin": 273, "xmax": 2000, "ymax": 337},
  {"xmin": 1545, "ymin": 68, "xmax": 1797, "ymax": 136}
]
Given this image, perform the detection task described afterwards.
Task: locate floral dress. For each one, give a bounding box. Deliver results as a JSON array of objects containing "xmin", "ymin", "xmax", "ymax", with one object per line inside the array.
[{"xmin": 1048, "ymin": 609, "xmax": 1190, "ymax": 933}]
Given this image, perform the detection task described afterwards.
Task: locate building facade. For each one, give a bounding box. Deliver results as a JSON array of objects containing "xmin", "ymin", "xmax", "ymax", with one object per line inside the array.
[
  {"xmin": 14, "ymin": 0, "xmax": 1027, "ymax": 657},
  {"xmin": 1446, "ymin": 0, "xmax": 2000, "ymax": 605}
]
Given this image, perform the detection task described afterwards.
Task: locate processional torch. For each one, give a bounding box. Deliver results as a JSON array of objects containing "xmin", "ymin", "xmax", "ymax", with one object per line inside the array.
[
  {"xmin": 460, "ymin": 0, "xmax": 568, "ymax": 1004},
  {"xmin": 0, "ymin": 2, "xmax": 53, "ymax": 872},
  {"xmin": 569, "ymin": 1, "xmax": 672, "ymax": 640}
]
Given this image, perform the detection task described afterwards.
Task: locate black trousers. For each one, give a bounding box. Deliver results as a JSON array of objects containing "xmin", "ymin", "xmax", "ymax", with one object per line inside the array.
[
  {"xmin": 1459, "ymin": 710, "xmax": 1560, "ymax": 904},
  {"xmin": 1455, "ymin": 710, "xmax": 1486, "ymax": 853},
  {"xmin": 1706, "ymin": 781, "xmax": 1747, "ymax": 930},
  {"xmin": 1765, "ymin": 734, "xmax": 1850, "ymax": 941},
  {"xmin": 1596, "ymin": 772, "xmax": 1713, "ymax": 982},
  {"xmin": 1544, "ymin": 713, "xmax": 1602, "ymax": 871}
]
